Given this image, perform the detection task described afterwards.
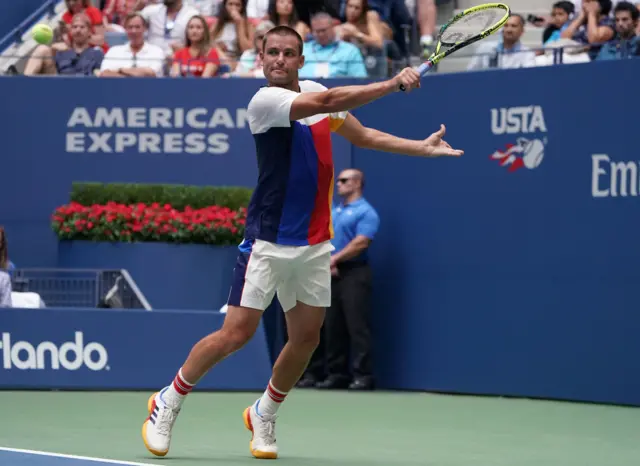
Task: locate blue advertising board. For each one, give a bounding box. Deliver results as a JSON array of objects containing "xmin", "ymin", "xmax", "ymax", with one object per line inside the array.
[
  {"xmin": 0, "ymin": 308, "xmax": 271, "ymax": 390},
  {"xmin": 1, "ymin": 60, "xmax": 640, "ymax": 405},
  {"xmin": 352, "ymin": 59, "xmax": 640, "ymax": 405}
]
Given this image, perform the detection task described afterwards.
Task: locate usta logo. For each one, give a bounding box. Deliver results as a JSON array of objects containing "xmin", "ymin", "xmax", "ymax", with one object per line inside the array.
[
  {"xmin": 489, "ymin": 106, "xmax": 548, "ymax": 172},
  {"xmin": 0, "ymin": 332, "xmax": 109, "ymax": 371}
]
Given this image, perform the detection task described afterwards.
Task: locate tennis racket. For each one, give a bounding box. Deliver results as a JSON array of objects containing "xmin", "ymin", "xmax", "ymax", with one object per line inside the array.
[{"xmin": 399, "ymin": 3, "xmax": 510, "ymax": 91}]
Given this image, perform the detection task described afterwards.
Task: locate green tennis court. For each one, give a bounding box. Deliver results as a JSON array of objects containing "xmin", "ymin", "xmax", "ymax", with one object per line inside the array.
[{"xmin": 1, "ymin": 390, "xmax": 639, "ymax": 466}]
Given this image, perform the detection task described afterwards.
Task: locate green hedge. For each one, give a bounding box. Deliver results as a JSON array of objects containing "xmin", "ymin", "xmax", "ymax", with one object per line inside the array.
[{"xmin": 70, "ymin": 182, "xmax": 253, "ymax": 210}]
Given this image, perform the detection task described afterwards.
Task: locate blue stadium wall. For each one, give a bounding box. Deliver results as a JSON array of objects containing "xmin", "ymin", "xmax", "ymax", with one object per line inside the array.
[
  {"xmin": 0, "ymin": 0, "xmax": 51, "ymax": 50},
  {"xmin": 1, "ymin": 60, "xmax": 639, "ymax": 406}
]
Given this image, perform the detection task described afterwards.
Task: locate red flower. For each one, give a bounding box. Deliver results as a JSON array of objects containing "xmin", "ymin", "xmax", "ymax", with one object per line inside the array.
[{"xmin": 52, "ymin": 201, "xmax": 247, "ymax": 246}]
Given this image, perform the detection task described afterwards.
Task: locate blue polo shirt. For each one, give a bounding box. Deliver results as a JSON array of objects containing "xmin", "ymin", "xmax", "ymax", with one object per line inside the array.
[
  {"xmin": 299, "ymin": 39, "xmax": 368, "ymax": 79},
  {"xmin": 331, "ymin": 197, "xmax": 380, "ymax": 263}
]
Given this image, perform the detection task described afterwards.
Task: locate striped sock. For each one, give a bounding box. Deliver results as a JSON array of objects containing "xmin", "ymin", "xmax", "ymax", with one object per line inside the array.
[
  {"xmin": 164, "ymin": 368, "xmax": 195, "ymax": 408},
  {"xmin": 256, "ymin": 379, "xmax": 288, "ymax": 417}
]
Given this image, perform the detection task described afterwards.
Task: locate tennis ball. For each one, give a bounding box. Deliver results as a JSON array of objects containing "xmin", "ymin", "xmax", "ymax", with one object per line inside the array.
[{"xmin": 32, "ymin": 24, "xmax": 53, "ymax": 45}]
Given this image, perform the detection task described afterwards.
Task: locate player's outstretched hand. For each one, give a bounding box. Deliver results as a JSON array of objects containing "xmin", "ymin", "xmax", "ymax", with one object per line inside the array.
[
  {"xmin": 393, "ymin": 67, "xmax": 421, "ymax": 92},
  {"xmin": 422, "ymin": 124, "xmax": 464, "ymax": 157}
]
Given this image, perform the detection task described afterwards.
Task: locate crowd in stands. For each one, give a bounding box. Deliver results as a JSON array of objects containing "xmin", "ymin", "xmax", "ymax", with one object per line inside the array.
[
  {"xmin": 15, "ymin": 0, "xmax": 640, "ymax": 78},
  {"xmin": 468, "ymin": 0, "xmax": 640, "ymax": 71},
  {"xmin": 19, "ymin": 0, "xmax": 441, "ymax": 78}
]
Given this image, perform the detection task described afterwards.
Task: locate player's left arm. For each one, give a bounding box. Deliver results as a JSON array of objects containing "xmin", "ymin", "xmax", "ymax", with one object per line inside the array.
[{"xmin": 334, "ymin": 113, "xmax": 463, "ymax": 157}]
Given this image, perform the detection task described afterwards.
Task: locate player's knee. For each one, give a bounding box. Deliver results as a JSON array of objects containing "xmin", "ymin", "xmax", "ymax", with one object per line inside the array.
[
  {"xmin": 215, "ymin": 305, "xmax": 262, "ymax": 354},
  {"xmin": 289, "ymin": 328, "xmax": 321, "ymax": 353},
  {"xmin": 222, "ymin": 326, "xmax": 254, "ymax": 353}
]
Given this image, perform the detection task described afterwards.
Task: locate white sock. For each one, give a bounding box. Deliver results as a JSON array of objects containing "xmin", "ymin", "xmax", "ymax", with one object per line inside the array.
[
  {"xmin": 255, "ymin": 379, "xmax": 288, "ymax": 417},
  {"xmin": 162, "ymin": 367, "xmax": 195, "ymax": 409}
]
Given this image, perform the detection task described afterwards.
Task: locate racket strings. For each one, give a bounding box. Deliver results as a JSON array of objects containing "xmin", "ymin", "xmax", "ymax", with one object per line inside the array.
[{"xmin": 440, "ymin": 8, "xmax": 505, "ymax": 45}]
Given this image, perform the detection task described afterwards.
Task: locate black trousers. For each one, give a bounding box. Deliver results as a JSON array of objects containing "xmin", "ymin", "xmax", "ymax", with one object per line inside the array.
[{"xmin": 305, "ymin": 262, "xmax": 374, "ymax": 381}]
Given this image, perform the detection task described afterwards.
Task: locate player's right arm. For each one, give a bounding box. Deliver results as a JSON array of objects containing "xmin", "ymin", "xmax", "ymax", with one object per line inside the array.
[
  {"xmin": 247, "ymin": 68, "xmax": 421, "ymax": 134},
  {"xmin": 289, "ymin": 67, "xmax": 421, "ymax": 121}
]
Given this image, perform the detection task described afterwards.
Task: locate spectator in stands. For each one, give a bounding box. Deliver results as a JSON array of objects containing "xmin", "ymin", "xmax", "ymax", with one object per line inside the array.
[
  {"xmin": 0, "ymin": 227, "xmax": 13, "ymax": 307},
  {"xmin": 267, "ymin": 0, "xmax": 310, "ymax": 40},
  {"xmin": 295, "ymin": 0, "xmax": 341, "ymax": 26},
  {"xmin": 337, "ymin": 0, "xmax": 402, "ymax": 76},
  {"xmin": 561, "ymin": 0, "xmax": 615, "ymax": 59},
  {"xmin": 210, "ymin": 0, "xmax": 255, "ymax": 69},
  {"xmin": 299, "ymin": 12, "xmax": 368, "ymax": 78},
  {"xmin": 467, "ymin": 14, "xmax": 536, "ymax": 70},
  {"xmin": 99, "ymin": 13, "xmax": 166, "ymax": 77},
  {"xmin": 63, "ymin": 0, "xmax": 107, "ymax": 50},
  {"xmin": 24, "ymin": 0, "xmax": 106, "ymax": 62},
  {"xmin": 24, "ymin": 13, "xmax": 104, "ymax": 76},
  {"xmin": 232, "ymin": 19, "xmax": 274, "ymax": 77},
  {"xmin": 247, "ymin": 0, "xmax": 270, "ymax": 20},
  {"xmin": 637, "ymin": 2, "xmax": 640, "ymax": 33},
  {"xmin": 596, "ymin": 1, "xmax": 640, "ymax": 58},
  {"xmin": 411, "ymin": 0, "xmax": 437, "ymax": 57},
  {"xmin": 341, "ymin": 0, "xmax": 412, "ymax": 57},
  {"xmin": 103, "ymin": 0, "xmax": 149, "ymax": 27},
  {"xmin": 0, "ymin": 228, "xmax": 15, "ymax": 274},
  {"xmin": 139, "ymin": 0, "xmax": 200, "ymax": 57},
  {"xmin": 336, "ymin": 0, "xmax": 389, "ymax": 50},
  {"xmin": 170, "ymin": 15, "xmax": 220, "ymax": 76},
  {"xmin": 188, "ymin": 0, "xmax": 219, "ymax": 17},
  {"xmin": 318, "ymin": 169, "xmax": 379, "ymax": 391},
  {"xmin": 543, "ymin": 1, "xmax": 576, "ymax": 45}
]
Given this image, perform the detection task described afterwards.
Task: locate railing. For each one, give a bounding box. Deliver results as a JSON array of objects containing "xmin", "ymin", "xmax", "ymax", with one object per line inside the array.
[
  {"xmin": 0, "ymin": 0, "xmax": 58, "ymax": 54},
  {"xmin": 10, "ymin": 268, "xmax": 152, "ymax": 310}
]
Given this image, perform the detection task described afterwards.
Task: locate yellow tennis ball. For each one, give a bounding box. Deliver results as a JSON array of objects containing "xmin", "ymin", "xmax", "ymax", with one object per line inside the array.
[{"xmin": 32, "ymin": 24, "xmax": 53, "ymax": 45}]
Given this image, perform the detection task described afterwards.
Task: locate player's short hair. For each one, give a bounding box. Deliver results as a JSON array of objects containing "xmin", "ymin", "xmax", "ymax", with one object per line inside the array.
[{"xmin": 262, "ymin": 25, "xmax": 303, "ymax": 55}]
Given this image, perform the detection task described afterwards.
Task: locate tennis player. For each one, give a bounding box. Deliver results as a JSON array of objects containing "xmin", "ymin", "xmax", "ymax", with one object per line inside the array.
[{"xmin": 142, "ymin": 25, "xmax": 463, "ymax": 460}]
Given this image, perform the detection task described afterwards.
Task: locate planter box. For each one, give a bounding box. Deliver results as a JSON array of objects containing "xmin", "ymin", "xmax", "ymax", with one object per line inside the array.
[{"xmin": 57, "ymin": 241, "xmax": 238, "ymax": 310}]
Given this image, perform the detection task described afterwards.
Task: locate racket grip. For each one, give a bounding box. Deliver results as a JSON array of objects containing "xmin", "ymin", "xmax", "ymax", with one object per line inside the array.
[{"xmin": 399, "ymin": 61, "xmax": 433, "ymax": 92}]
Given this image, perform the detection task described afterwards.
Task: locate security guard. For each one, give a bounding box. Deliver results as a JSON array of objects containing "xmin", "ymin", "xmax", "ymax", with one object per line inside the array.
[{"xmin": 318, "ymin": 168, "xmax": 380, "ymax": 390}]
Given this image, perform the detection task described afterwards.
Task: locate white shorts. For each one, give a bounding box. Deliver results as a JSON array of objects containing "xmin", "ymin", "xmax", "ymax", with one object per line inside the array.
[{"xmin": 227, "ymin": 239, "xmax": 334, "ymax": 312}]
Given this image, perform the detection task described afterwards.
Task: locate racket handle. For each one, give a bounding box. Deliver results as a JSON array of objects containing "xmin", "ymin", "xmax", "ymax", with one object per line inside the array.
[{"xmin": 399, "ymin": 60, "xmax": 434, "ymax": 92}]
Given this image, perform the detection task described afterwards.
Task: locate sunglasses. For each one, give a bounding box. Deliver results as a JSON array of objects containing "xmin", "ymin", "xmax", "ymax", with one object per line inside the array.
[{"xmin": 337, "ymin": 177, "xmax": 351, "ymax": 184}]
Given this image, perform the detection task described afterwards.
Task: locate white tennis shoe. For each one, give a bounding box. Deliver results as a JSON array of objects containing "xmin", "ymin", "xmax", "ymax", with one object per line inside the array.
[
  {"xmin": 142, "ymin": 388, "xmax": 180, "ymax": 457},
  {"xmin": 243, "ymin": 402, "xmax": 278, "ymax": 459}
]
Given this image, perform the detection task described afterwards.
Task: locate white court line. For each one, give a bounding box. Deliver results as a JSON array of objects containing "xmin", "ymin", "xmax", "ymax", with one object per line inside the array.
[{"xmin": 0, "ymin": 447, "xmax": 161, "ymax": 466}]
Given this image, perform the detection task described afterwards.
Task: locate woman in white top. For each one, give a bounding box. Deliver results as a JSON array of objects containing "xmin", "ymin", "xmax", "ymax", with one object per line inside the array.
[
  {"xmin": 210, "ymin": 0, "xmax": 254, "ymax": 68},
  {"xmin": 266, "ymin": 0, "xmax": 310, "ymax": 40}
]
